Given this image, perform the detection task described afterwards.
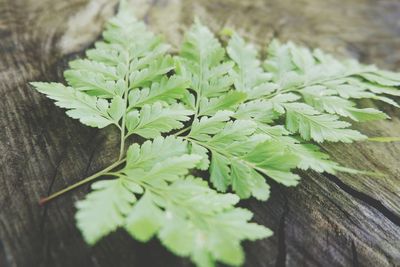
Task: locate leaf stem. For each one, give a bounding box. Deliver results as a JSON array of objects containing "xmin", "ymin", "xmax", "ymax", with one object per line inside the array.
[
  {"xmin": 118, "ymin": 54, "xmax": 133, "ymax": 160},
  {"xmin": 173, "ymin": 126, "xmax": 192, "ymax": 137},
  {"xmin": 119, "ymin": 129, "xmax": 126, "ymax": 160},
  {"xmin": 39, "ymin": 159, "xmax": 126, "ymax": 206},
  {"xmin": 184, "ymin": 137, "xmax": 267, "ymax": 175},
  {"xmin": 368, "ymin": 136, "xmax": 400, "ymax": 142},
  {"xmin": 263, "ymin": 71, "xmax": 363, "ymax": 100}
]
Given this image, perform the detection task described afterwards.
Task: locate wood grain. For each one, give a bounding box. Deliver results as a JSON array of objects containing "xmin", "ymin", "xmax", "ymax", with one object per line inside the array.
[{"xmin": 0, "ymin": 0, "xmax": 399, "ymax": 266}]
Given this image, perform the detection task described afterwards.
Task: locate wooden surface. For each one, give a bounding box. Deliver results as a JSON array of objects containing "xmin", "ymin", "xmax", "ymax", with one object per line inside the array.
[{"xmin": 1, "ymin": 0, "xmax": 400, "ymax": 266}]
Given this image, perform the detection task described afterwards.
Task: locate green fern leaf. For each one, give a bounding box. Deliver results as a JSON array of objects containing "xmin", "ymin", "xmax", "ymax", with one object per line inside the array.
[
  {"xmin": 30, "ymin": 82, "xmax": 117, "ymax": 128},
  {"xmin": 76, "ymin": 137, "xmax": 271, "ymax": 267},
  {"xmin": 31, "ymin": 5, "xmax": 400, "ymax": 267},
  {"xmin": 75, "ymin": 179, "xmax": 138, "ymax": 244},
  {"xmin": 285, "ymin": 102, "xmax": 366, "ymax": 142},
  {"xmin": 125, "ymin": 103, "xmax": 192, "ymax": 138},
  {"xmin": 227, "ymin": 33, "xmax": 276, "ymax": 99}
]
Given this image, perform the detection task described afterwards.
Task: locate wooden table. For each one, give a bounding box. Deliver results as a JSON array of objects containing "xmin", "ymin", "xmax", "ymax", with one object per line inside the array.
[{"xmin": 0, "ymin": 0, "xmax": 399, "ymax": 266}]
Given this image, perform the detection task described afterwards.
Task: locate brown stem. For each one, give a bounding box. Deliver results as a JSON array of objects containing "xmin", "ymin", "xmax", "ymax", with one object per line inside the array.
[{"xmin": 39, "ymin": 159, "xmax": 126, "ymax": 206}]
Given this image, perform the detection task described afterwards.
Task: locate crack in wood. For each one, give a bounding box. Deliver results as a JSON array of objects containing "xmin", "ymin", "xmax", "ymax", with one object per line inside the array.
[
  {"xmin": 275, "ymin": 189, "xmax": 288, "ymax": 267},
  {"xmin": 83, "ymin": 132, "xmax": 100, "ymax": 177},
  {"xmin": 36, "ymin": 130, "xmax": 100, "ymax": 267},
  {"xmin": 0, "ymin": 239, "xmax": 11, "ymax": 267},
  {"xmin": 351, "ymin": 240, "xmax": 359, "ymax": 267},
  {"xmin": 38, "ymin": 149, "xmax": 68, "ymax": 267},
  {"xmin": 39, "ymin": 150, "xmax": 67, "ymax": 233},
  {"xmin": 324, "ymin": 173, "xmax": 400, "ymax": 227}
]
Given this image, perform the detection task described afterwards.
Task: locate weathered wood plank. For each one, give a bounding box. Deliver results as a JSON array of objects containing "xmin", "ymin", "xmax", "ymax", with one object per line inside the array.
[{"xmin": 0, "ymin": 0, "xmax": 399, "ymax": 266}]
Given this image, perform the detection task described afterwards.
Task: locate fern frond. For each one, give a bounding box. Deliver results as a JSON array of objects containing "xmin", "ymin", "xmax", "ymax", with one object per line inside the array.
[
  {"xmin": 125, "ymin": 103, "xmax": 192, "ymax": 138},
  {"xmin": 227, "ymin": 33, "xmax": 276, "ymax": 99},
  {"xmin": 76, "ymin": 137, "xmax": 272, "ymax": 267},
  {"xmin": 31, "ymin": 6, "xmax": 400, "ymax": 267},
  {"xmin": 30, "ymin": 82, "xmax": 119, "ymax": 128},
  {"xmin": 284, "ymin": 102, "xmax": 366, "ymax": 142}
]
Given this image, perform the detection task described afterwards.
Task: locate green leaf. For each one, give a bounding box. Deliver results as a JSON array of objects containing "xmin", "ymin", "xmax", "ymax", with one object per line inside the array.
[
  {"xmin": 64, "ymin": 69, "xmax": 118, "ymax": 97},
  {"xmin": 243, "ymin": 140, "xmax": 300, "ymax": 186},
  {"xmin": 284, "ymin": 102, "xmax": 367, "ymax": 143},
  {"xmin": 231, "ymin": 161, "xmax": 270, "ymax": 200},
  {"xmin": 108, "ymin": 96, "xmax": 125, "ymax": 122},
  {"xmin": 234, "ymin": 100, "xmax": 279, "ymax": 123},
  {"xmin": 264, "ymin": 40, "xmax": 302, "ymax": 88},
  {"xmin": 208, "ymin": 120, "xmax": 258, "ymax": 149},
  {"xmin": 125, "ymin": 136, "xmax": 190, "ymax": 170},
  {"xmin": 68, "ymin": 59, "xmax": 118, "ymax": 80},
  {"xmin": 301, "ymin": 86, "xmax": 388, "ymax": 121},
  {"xmin": 199, "ymin": 91, "xmax": 247, "ymax": 116},
  {"xmin": 143, "ymin": 154, "xmax": 202, "ymax": 184},
  {"xmin": 208, "ymin": 208, "xmax": 273, "ymax": 265},
  {"xmin": 189, "ymin": 111, "xmax": 233, "ymax": 141},
  {"xmin": 31, "ymin": 82, "xmax": 114, "ymax": 128},
  {"xmin": 125, "ymin": 192, "xmax": 164, "ymax": 242},
  {"xmin": 281, "ymin": 137, "xmax": 340, "ymax": 173},
  {"xmin": 76, "ymin": 136, "xmax": 271, "ymax": 267},
  {"xmin": 210, "ymin": 151, "xmax": 231, "ymax": 191},
  {"xmin": 227, "ymin": 33, "xmax": 276, "ymax": 99},
  {"xmin": 75, "ymin": 179, "xmax": 137, "ymax": 244},
  {"xmin": 258, "ymin": 125, "xmax": 361, "ymax": 174},
  {"xmin": 359, "ymin": 72, "xmax": 400, "ymax": 87},
  {"xmin": 178, "ymin": 20, "xmax": 233, "ymax": 98},
  {"xmin": 31, "ymin": 8, "xmax": 400, "ymax": 267},
  {"xmin": 120, "ymin": 136, "xmax": 271, "ymax": 266},
  {"xmin": 159, "ymin": 215, "xmax": 195, "ymax": 256},
  {"xmin": 190, "ymin": 142, "xmax": 210, "ymax": 170},
  {"xmin": 126, "ymin": 103, "xmax": 192, "ymax": 138},
  {"xmin": 128, "ymin": 75, "xmax": 190, "ymax": 107},
  {"xmin": 156, "ymin": 178, "xmax": 271, "ymax": 267},
  {"xmin": 346, "ymin": 78, "xmax": 400, "ymax": 97},
  {"xmin": 130, "ymin": 55, "xmax": 175, "ymax": 88}
]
